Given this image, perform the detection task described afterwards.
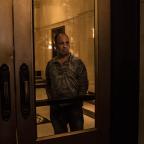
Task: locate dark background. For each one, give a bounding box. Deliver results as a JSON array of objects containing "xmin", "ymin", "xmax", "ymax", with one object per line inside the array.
[{"xmin": 111, "ymin": 0, "xmax": 139, "ymax": 144}]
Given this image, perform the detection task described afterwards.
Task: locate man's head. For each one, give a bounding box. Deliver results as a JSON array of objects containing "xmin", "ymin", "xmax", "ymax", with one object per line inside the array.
[{"xmin": 54, "ymin": 32, "xmax": 70, "ymax": 57}]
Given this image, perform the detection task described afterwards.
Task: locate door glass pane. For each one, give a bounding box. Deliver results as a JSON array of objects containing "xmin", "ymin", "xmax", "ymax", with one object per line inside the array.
[{"xmin": 33, "ymin": 0, "xmax": 96, "ymax": 138}]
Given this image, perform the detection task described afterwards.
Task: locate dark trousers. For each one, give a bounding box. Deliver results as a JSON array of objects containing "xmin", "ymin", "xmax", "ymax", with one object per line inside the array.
[{"xmin": 50, "ymin": 104, "xmax": 84, "ymax": 134}]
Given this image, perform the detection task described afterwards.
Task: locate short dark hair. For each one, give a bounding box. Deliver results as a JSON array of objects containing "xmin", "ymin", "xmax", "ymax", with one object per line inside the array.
[{"xmin": 54, "ymin": 32, "xmax": 68, "ymax": 44}]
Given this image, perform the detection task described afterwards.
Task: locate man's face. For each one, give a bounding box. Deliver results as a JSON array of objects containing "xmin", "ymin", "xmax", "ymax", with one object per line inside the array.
[{"xmin": 55, "ymin": 34, "xmax": 70, "ymax": 57}]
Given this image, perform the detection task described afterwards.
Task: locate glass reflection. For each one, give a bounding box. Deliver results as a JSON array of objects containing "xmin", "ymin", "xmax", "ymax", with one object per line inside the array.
[{"xmin": 34, "ymin": 0, "xmax": 95, "ymax": 138}]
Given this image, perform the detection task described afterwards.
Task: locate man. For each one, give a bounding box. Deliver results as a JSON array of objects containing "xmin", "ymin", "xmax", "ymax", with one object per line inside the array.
[{"xmin": 45, "ymin": 32, "xmax": 88, "ymax": 134}]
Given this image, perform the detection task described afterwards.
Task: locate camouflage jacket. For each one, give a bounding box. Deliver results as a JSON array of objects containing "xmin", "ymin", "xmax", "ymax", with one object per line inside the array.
[{"xmin": 45, "ymin": 54, "xmax": 88, "ymax": 101}]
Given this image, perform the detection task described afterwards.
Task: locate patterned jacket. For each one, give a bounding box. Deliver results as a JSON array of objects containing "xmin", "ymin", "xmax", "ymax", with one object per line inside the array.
[{"xmin": 45, "ymin": 54, "xmax": 88, "ymax": 101}]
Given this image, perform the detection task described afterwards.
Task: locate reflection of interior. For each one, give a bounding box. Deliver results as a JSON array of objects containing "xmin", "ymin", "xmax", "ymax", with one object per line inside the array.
[{"xmin": 34, "ymin": 0, "xmax": 95, "ymax": 137}]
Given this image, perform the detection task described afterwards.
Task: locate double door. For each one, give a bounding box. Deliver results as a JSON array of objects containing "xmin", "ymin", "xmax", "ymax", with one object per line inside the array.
[{"xmin": 0, "ymin": 0, "xmax": 35, "ymax": 143}]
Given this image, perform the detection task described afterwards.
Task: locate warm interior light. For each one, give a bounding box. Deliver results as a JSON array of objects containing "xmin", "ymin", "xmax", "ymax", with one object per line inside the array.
[
  {"xmin": 48, "ymin": 45, "xmax": 52, "ymax": 49},
  {"xmin": 92, "ymin": 28, "xmax": 94, "ymax": 38},
  {"xmin": 48, "ymin": 41, "xmax": 52, "ymax": 49}
]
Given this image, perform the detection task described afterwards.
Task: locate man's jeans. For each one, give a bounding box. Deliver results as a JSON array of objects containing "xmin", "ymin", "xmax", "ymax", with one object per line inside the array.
[{"xmin": 50, "ymin": 104, "xmax": 84, "ymax": 134}]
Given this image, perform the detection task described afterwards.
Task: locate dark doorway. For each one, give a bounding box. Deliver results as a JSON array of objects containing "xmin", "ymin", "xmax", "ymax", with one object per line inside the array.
[{"xmin": 51, "ymin": 26, "xmax": 65, "ymax": 57}]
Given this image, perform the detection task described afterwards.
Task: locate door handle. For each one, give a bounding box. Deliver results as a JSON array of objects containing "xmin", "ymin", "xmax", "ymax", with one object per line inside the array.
[
  {"xmin": 0, "ymin": 64, "xmax": 11, "ymax": 121},
  {"xmin": 20, "ymin": 63, "xmax": 30, "ymax": 119}
]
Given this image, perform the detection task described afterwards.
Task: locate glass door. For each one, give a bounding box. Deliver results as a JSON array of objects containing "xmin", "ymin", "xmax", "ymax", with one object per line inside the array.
[
  {"xmin": 34, "ymin": 0, "xmax": 98, "ymax": 143},
  {"xmin": 33, "ymin": 0, "xmax": 111, "ymax": 143}
]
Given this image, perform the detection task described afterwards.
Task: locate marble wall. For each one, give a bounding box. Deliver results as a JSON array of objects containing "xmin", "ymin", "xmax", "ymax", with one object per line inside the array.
[{"xmin": 34, "ymin": 0, "xmax": 95, "ymax": 92}]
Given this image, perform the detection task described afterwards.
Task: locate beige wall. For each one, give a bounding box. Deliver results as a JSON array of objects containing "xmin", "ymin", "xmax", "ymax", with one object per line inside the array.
[
  {"xmin": 139, "ymin": 0, "xmax": 144, "ymax": 144},
  {"xmin": 34, "ymin": 0, "xmax": 95, "ymax": 92},
  {"xmin": 34, "ymin": 0, "xmax": 94, "ymax": 28}
]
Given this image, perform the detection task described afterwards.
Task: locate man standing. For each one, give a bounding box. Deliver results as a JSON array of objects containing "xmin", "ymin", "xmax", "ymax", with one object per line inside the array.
[{"xmin": 45, "ymin": 32, "xmax": 88, "ymax": 134}]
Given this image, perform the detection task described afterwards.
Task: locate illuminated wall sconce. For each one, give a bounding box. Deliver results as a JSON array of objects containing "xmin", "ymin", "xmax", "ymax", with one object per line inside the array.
[
  {"xmin": 92, "ymin": 28, "xmax": 95, "ymax": 38},
  {"xmin": 48, "ymin": 41, "xmax": 52, "ymax": 49}
]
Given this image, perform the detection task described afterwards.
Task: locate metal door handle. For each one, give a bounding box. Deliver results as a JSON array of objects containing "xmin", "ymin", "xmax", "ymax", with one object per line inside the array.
[
  {"xmin": 0, "ymin": 64, "xmax": 11, "ymax": 121},
  {"xmin": 20, "ymin": 63, "xmax": 30, "ymax": 119}
]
